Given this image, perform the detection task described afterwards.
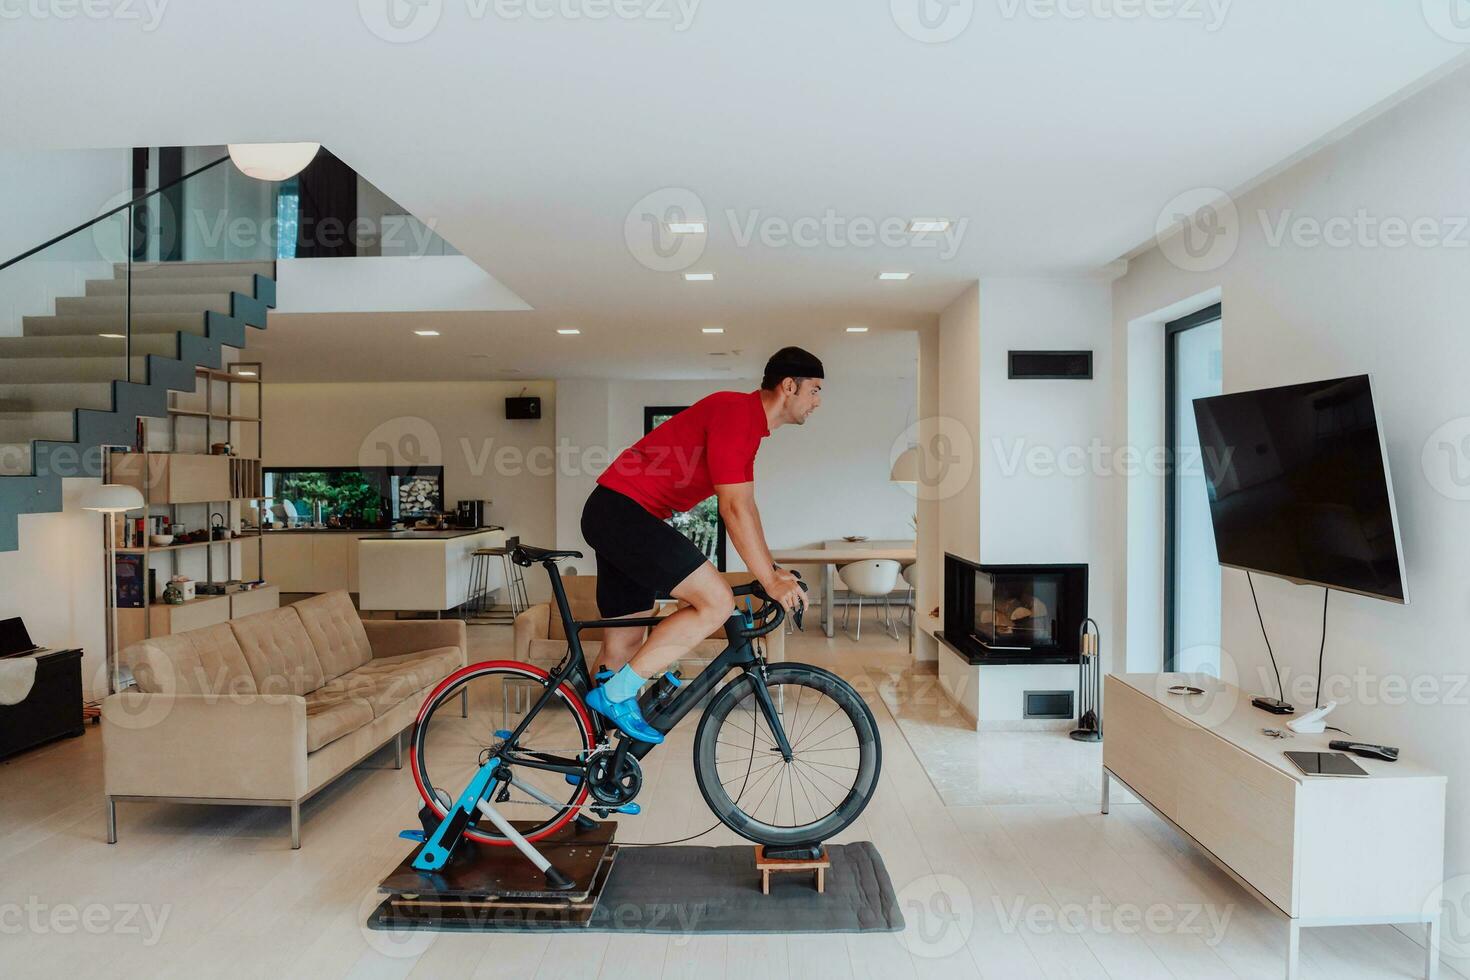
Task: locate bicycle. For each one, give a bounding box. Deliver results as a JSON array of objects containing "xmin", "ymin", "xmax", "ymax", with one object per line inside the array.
[{"xmin": 405, "ymin": 543, "xmax": 882, "ymax": 884}]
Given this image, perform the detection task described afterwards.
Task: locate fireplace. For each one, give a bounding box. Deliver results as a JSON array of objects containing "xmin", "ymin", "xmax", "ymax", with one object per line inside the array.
[{"xmin": 940, "ymin": 554, "xmax": 1087, "ymax": 664}]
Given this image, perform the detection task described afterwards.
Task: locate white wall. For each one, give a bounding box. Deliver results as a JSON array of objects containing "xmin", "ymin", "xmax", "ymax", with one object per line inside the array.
[
  {"xmin": 261, "ymin": 381, "xmax": 558, "ymax": 601},
  {"xmin": 1113, "ymin": 63, "xmax": 1470, "ymax": 963},
  {"xmin": 0, "ymin": 148, "xmax": 131, "ymax": 338},
  {"xmin": 554, "ymin": 370, "xmax": 919, "ymax": 583}
]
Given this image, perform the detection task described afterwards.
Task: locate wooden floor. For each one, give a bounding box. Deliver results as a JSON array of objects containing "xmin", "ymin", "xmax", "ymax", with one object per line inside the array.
[{"xmin": 0, "ymin": 623, "xmax": 1445, "ymax": 979}]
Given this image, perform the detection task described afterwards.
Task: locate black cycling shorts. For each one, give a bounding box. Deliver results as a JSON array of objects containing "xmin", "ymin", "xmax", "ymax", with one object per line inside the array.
[{"xmin": 580, "ymin": 485, "xmax": 710, "ymax": 618}]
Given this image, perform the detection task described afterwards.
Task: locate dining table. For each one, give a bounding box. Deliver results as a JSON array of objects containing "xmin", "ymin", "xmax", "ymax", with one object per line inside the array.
[{"xmin": 769, "ymin": 544, "xmax": 917, "ymax": 638}]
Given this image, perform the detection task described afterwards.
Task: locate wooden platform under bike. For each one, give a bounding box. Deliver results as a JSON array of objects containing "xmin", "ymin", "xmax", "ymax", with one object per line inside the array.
[{"xmin": 372, "ymin": 820, "xmax": 619, "ymax": 929}]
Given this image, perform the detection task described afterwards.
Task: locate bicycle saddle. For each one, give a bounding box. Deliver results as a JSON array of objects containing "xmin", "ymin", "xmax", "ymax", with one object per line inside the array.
[{"xmin": 511, "ymin": 544, "xmax": 584, "ymax": 566}]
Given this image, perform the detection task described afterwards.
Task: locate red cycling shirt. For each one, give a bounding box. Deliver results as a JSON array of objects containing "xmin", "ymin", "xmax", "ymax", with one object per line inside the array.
[{"xmin": 598, "ymin": 390, "xmax": 770, "ymax": 519}]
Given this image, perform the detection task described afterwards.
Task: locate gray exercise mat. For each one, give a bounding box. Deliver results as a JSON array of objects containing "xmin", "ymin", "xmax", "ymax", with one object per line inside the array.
[{"xmin": 370, "ymin": 842, "xmax": 902, "ymax": 934}]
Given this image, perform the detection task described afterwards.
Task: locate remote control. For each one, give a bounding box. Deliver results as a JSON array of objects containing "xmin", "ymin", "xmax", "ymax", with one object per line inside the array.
[{"xmin": 1328, "ymin": 740, "xmax": 1399, "ymax": 762}]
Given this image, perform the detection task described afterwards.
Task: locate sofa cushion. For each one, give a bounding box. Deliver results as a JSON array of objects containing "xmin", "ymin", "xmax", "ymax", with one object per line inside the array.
[
  {"xmin": 293, "ymin": 591, "xmax": 374, "ymax": 681},
  {"xmin": 303, "ymin": 690, "xmax": 375, "ymax": 752},
  {"xmin": 230, "ymin": 606, "xmax": 326, "ymax": 697},
  {"xmin": 322, "ymin": 645, "xmax": 460, "ymax": 717},
  {"xmin": 548, "ymin": 575, "xmax": 604, "ymax": 642},
  {"xmin": 124, "ymin": 622, "xmax": 257, "ymax": 696}
]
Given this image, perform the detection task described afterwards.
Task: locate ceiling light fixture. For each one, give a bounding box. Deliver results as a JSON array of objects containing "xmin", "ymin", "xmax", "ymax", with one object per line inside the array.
[
  {"xmin": 414, "ymin": 330, "xmax": 440, "ymax": 337},
  {"xmin": 846, "ymin": 326, "xmax": 870, "ymax": 333},
  {"xmin": 666, "ymin": 221, "xmax": 706, "ymax": 234},
  {"xmin": 557, "ymin": 328, "xmax": 581, "ymax": 335},
  {"xmin": 227, "ymin": 142, "xmax": 321, "ymax": 181},
  {"xmin": 684, "ymin": 272, "xmax": 715, "ymax": 281},
  {"xmin": 702, "ymin": 327, "xmax": 724, "ymax": 334},
  {"xmin": 877, "ymin": 272, "xmax": 912, "ymax": 281},
  {"xmin": 908, "ymin": 219, "xmax": 951, "ymax": 233}
]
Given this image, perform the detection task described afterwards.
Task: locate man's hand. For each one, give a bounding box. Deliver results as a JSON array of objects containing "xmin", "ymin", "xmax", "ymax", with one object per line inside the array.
[{"xmin": 761, "ymin": 567, "xmax": 808, "ymax": 616}]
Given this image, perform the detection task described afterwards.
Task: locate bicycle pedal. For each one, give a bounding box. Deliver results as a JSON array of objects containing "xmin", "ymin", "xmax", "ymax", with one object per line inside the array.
[
  {"xmin": 398, "ymin": 829, "xmax": 427, "ymax": 843},
  {"xmin": 591, "ymin": 802, "xmax": 641, "ymax": 817}
]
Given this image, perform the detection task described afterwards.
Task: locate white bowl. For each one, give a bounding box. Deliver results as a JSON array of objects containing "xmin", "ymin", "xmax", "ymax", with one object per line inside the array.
[{"xmin": 150, "ymin": 534, "xmax": 175, "ymax": 546}]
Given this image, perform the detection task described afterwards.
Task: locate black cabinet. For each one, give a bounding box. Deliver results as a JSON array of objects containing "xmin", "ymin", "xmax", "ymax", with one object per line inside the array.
[{"xmin": 0, "ymin": 648, "xmax": 84, "ymax": 760}]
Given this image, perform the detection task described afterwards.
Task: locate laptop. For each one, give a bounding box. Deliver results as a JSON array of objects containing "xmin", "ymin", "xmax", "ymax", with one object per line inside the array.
[{"xmin": 0, "ymin": 618, "xmax": 44, "ymax": 658}]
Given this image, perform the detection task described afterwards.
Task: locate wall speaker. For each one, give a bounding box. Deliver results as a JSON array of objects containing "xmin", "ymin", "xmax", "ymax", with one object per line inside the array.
[
  {"xmin": 1008, "ymin": 350, "xmax": 1093, "ymax": 380},
  {"xmin": 505, "ymin": 396, "xmax": 541, "ymax": 420}
]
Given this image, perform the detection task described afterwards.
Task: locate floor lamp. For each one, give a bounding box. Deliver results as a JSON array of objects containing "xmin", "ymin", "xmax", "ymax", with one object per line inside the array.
[{"xmin": 82, "ymin": 483, "xmax": 146, "ymax": 696}]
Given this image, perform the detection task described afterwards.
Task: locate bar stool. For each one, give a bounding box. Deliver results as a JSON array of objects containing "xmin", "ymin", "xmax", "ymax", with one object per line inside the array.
[{"xmin": 466, "ymin": 535, "xmax": 522, "ymax": 624}]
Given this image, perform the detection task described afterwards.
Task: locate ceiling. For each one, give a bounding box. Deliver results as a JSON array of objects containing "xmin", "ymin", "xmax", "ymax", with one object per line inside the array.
[{"xmin": 4, "ymin": 3, "xmax": 1465, "ymax": 381}]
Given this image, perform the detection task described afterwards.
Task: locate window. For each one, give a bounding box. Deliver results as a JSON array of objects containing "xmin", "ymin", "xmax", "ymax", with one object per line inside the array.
[
  {"xmin": 1165, "ymin": 304, "xmax": 1222, "ymax": 672},
  {"xmin": 644, "ymin": 406, "xmax": 727, "ymax": 571}
]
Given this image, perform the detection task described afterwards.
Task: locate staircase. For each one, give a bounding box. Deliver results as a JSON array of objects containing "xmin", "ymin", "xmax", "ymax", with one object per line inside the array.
[{"xmin": 0, "ymin": 260, "xmax": 276, "ymax": 552}]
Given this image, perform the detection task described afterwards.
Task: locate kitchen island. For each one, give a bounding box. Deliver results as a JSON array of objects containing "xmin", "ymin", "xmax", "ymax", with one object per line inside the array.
[{"xmin": 357, "ymin": 526, "xmax": 507, "ymax": 615}]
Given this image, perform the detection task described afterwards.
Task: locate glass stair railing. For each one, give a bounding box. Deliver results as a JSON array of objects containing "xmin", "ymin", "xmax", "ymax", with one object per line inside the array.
[{"xmin": 0, "ymin": 156, "xmax": 278, "ymax": 552}]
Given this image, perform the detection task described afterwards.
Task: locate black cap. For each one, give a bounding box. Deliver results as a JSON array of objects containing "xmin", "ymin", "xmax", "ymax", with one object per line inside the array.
[{"xmin": 762, "ymin": 347, "xmax": 824, "ymax": 389}]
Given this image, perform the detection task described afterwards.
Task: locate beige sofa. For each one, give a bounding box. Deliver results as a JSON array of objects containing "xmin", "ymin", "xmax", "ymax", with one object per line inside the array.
[
  {"xmin": 102, "ymin": 591, "xmax": 466, "ymax": 848},
  {"xmin": 513, "ymin": 571, "xmax": 785, "ymax": 669}
]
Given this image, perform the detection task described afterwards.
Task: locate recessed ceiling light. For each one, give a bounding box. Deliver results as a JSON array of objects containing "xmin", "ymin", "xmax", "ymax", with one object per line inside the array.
[
  {"xmin": 877, "ymin": 272, "xmax": 912, "ymax": 281},
  {"xmin": 908, "ymin": 220, "xmax": 950, "ymax": 233},
  {"xmin": 557, "ymin": 328, "xmax": 581, "ymax": 335},
  {"xmin": 701, "ymin": 327, "xmax": 724, "ymax": 334},
  {"xmin": 666, "ymin": 221, "xmax": 706, "ymax": 234},
  {"xmin": 684, "ymin": 272, "xmax": 715, "ymax": 281},
  {"xmin": 414, "ymin": 330, "xmax": 440, "ymax": 337},
  {"xmin": 98, "ymin": 333, "xmax": 125, "ymax": 339},
  {"xmin": 846, "ymin": 326, "xmax": 869, "ymax": 333}
]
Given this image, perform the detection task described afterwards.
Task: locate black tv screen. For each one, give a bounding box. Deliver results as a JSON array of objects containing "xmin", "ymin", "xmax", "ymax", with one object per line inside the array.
[{"xmin": 1192, "ymin": 375, "xmax": 1407, "ymax": 602}]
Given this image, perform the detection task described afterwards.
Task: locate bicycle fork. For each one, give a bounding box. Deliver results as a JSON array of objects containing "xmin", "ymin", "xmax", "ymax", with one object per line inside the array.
[{"xmin": 408, "ymin": 758, "xmax": 575, "ymax": 890}]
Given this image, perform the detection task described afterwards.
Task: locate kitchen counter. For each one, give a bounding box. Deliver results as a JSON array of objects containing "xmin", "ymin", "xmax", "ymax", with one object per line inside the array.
[{"xmin": 357, "ymin": 526, "xmax": 503, "ymax": 541}]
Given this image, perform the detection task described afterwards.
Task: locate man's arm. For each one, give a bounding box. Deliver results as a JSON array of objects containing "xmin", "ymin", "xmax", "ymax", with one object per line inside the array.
[{"xmin": 714, "ymin": 482, "xmax": 807, "ymax": 612}]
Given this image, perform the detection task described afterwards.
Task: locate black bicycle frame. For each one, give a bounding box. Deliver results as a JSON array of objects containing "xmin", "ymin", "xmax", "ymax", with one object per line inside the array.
[{"xmin": 496, "ymin": 559, "xmax": 793, "ymax": 781}]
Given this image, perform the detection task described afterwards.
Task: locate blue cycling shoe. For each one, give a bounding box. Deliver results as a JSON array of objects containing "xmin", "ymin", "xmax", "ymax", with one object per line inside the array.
[{"xmin": 584, "ymin": 686, "xmax": 665, "ymax": 744}]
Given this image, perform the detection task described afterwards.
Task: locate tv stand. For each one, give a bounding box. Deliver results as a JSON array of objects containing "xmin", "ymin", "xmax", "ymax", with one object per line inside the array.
[{"xmin": 1103, "ymin": 673, "xmax": 1445, "ymax": 980}]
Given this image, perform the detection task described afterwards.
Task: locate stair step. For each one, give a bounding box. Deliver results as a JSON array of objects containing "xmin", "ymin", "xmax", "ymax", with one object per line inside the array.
[
  {"xmin": 0, "ymin": 444, "xmax": 32, "ymax": 477},
  {"xmin": 0, "ymin": 383, "xmax": 112, "ymax": 413},
  {"xmin": 85, "ymin": 275, "xmax": 258, "ymax": 297},
  {"xmin": 115, "ymin": 261, "xmax": 275, "ymax": 280},
  {"xmin": 55, "ymin": 293, "xmax": 233, "ymax": 317},
  {"xmin": 0, "ymin": 356, "xmax": 150, "ymax": 385},
  {"xmin": 23, "ymin": 313, "xmax": 208, "ymax": 337},
  {"xmin": 0, "ymin": 412, "xmax": 74, "ymax": 443},
  {"xmin": 0, "ymin": 334, "xmax": 178, "ymax": 359}
]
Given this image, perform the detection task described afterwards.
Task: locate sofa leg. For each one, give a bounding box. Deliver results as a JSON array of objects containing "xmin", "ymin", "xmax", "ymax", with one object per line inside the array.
[
  {"xmin": 290, "ymin": 803, "xmax": 301, "ymax": 850},
  {"xmin": 106, "ymin": 797, "xmax": 117, "ymax": 844}
]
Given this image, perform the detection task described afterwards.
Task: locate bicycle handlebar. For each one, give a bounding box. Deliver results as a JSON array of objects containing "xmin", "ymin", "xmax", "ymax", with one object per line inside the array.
[{"xmin": 731, "ymin": 570, "xmax": 808, "ymax": 638}]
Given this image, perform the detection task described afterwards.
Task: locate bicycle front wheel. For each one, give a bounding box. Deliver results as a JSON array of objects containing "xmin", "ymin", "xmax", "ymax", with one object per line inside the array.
[{"xmin": 693, "ymin": 663, "xmax": 881, "ymax": 847}]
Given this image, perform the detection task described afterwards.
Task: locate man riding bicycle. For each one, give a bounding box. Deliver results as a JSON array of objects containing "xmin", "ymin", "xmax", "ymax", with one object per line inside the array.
[{"xmin": 579, "ymin": 346, "xmax": 821, "ymax": 743}]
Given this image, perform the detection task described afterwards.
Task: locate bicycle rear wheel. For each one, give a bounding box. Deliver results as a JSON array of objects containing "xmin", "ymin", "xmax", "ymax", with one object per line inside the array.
[
  {"xmin": 693, "ymin": 663, "xmax": 881, "ymax": 847},
  {"xmin": 410, "ymin": 661, "xmax": 594, "ymax": 845}
]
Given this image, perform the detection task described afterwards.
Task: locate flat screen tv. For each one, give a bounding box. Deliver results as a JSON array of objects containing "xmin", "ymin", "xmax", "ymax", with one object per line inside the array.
[{"xmin": 1192, "ymin": 374, "xmax": 1407, "ymax": 603}]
